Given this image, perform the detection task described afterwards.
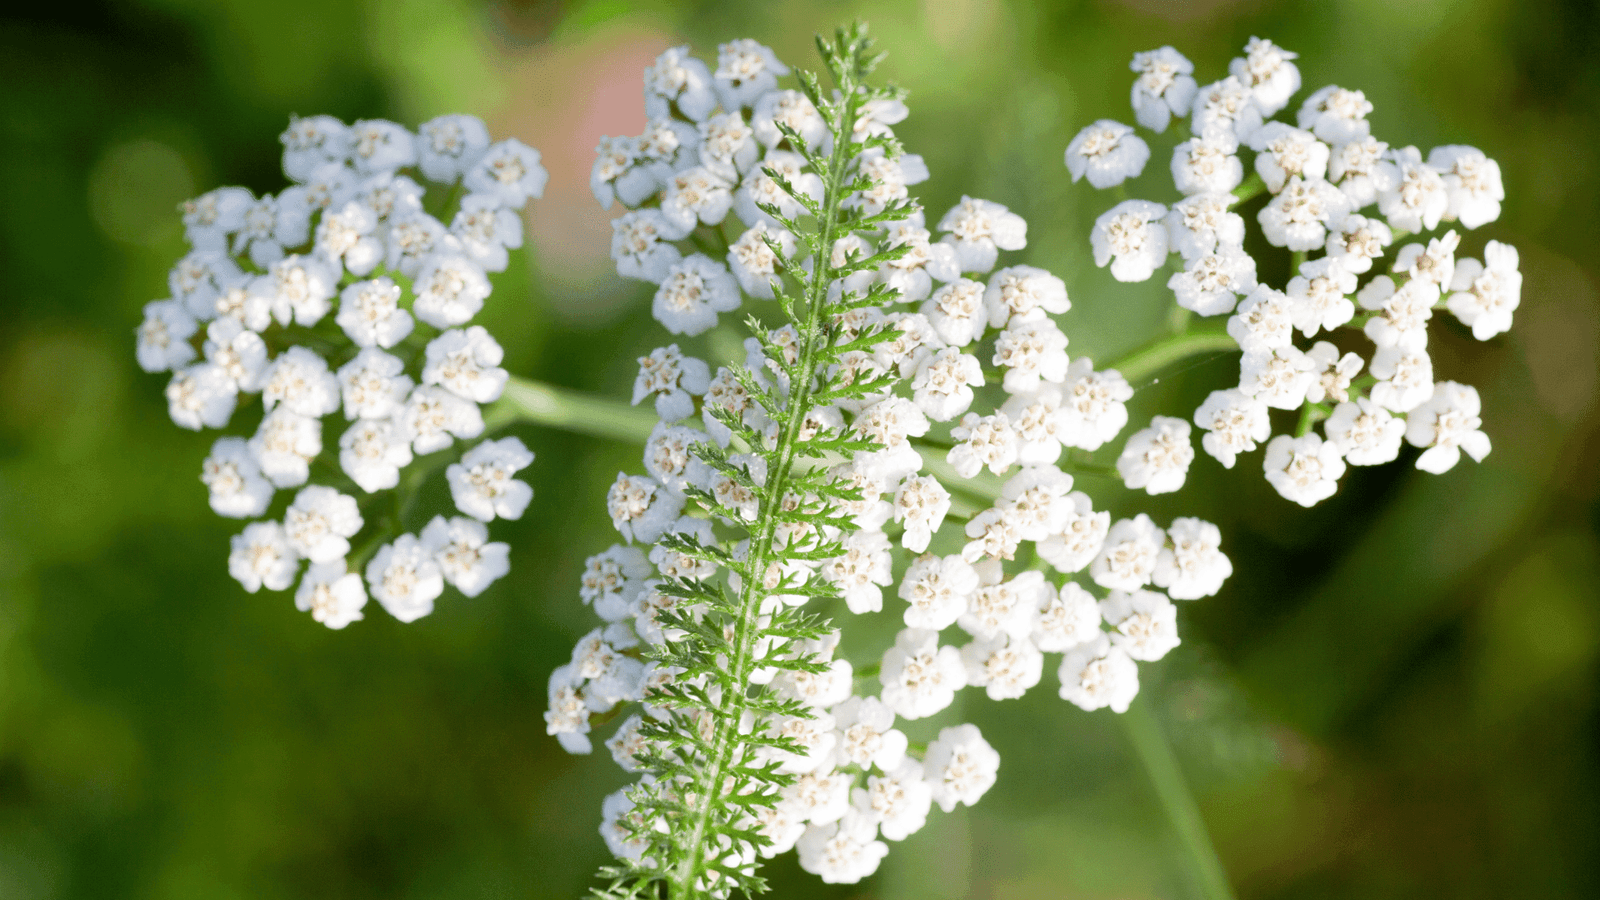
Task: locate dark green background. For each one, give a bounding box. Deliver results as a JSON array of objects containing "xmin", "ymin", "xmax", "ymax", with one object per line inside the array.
[{"xmin": 2, "ymin": 0, "xmax": 1597, "ymax": 897}]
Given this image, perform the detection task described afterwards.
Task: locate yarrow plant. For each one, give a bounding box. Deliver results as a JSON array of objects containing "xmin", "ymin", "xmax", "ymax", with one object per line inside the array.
[
  {"xmin": 137, "ymin": 112, "xmax": 545, "ymax": 626},
  {"xmin": 136, "ymin": 23, "xmax": 1515, "ymax": 900},
  {"xmin": 1067, "ymin": 38, "xmax": 1515, "ymax": 506},
  {"xmin": 550, "ymin": 26, "xmax": 1234, "ymax": 896}
]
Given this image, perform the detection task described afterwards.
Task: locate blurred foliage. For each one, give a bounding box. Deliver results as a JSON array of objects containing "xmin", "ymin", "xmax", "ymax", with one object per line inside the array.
[{"xmin": 1, "ymin": 0, "xmax": 1598, "ymax": 898}]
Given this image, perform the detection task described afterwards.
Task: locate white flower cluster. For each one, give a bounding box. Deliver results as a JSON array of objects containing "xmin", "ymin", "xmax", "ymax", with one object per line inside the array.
[
  {"xmin": 1068, "ymin": 39, "xmax": 1513, "ymax": 505},
  {"xmin": 136, "ymin": 115, "xmax": 543, "ymax": 624},
  {"xmin": 552, "ymin": 39, "xmax": 1232, "ymax": 888}
]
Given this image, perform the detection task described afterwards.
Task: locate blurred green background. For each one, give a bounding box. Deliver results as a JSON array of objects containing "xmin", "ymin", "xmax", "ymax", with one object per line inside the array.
[{"xmin": 2, "ymin": 0, "xmax": 1598, "ymax": 897}]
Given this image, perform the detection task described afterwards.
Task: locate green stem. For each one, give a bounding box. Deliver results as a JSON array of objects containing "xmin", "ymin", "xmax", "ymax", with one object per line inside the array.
[
  {"xmin": 490, "ymin": 376, "xmax": 658, "ymax": 444},
  {"xmin": 1121, "ymin": 697, "xmax": 1237, "ymax": 900},
  {"xmin": 1107, "ymin": 329, "xmax": 1239, "ymax": 387},
  {"xmin": 1228, "ymin": 172, "xmax": 1266, "ymax": 207}
]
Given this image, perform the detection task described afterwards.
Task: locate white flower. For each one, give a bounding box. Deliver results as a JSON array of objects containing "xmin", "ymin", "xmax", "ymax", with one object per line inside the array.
[
  {"xmin": 1263, "ymin": 433, "xmax": 1346, "ymax": 507},
  {"xmin": 201, "ymin": 437, "xmax": 274, "ymax": 519},
  {"xmin": 463, "ymin": 139, "xmax": 547, "ymax": 208},
  {"xmin": 610, "ymin": 209, "xmax": 685, "ymax": 284},
  {"xmin": 337, "ymin": 348, "xmax": 413, "ymax": 420},
  {"xmin": 911, "ymin": 348, "xmax": 983, "ymax": 422},
  {"xmin": 713, "ymin": 39, "xmax": 789, "ymax": 109},
  {"xmin": 633, "ymin": 117, "xmax": 698, "ymax": 185},
  {"xmin": 280, "ymin": 115, "xmax": 350, "ymax": 182},
  {"xmin": 385, "ymin": 212, "xmax": 450, "ymax": 278},
  {"xmin": 1287, "ymin": 257, "xmax": 1358, "ymax": 336},
  {"xmin": 924, "ymin": 724, "xmax": 1000, "ymax": 812},
  {"xmin": 295, "ymin": 561, "xmax": 367, "ymax": 629},
  {"xmin": 1370, "ymin": 343, "xmax": 1435, "ymax": 413},
  {"xmin": 642, "ymin": 421, "xmax": 708, "ymax": 496},
  {"xmin": 897, "ymin": 554, "xmax": 978, "ymax": 631},
  {"xmin": 1393, "ymin": 230, "xmax": 1460, "ymax": 291},
  {"xmin": 1327, "ymin": 136, "xmax": 1394, "ymax": 208},
  {"xmin": 921, "ymin": 278, "xmax": 987, "ymax": 347},
  {"xmin": 366, "ymin": 534, "xmax": 445, "ymax": 623},
  {"xmin": 1100, "ymin": 589, "xmax": 1180, "ymax": 662},
  {"xmin": 633, "ymin": 345, "xmax": 711, "ymax": 422},
  {"xmin": 1059, "ymin": 358, "xmax": 1133, "ymax": 451},
  {"xmin": 661, "ymin": 166, "xmax": 734, "ymax": 234},
  {"xmin": 726, "ymin": 221, "xmax": 795, "ymax": 299},
  {"xmin": 338, "ymin": 418, "xmax": 413, "ymax": 493},
  {"xmin": 962, "ymin": 506, "xmax": 1022, "ymax": 563},
  {"xmin": 644, "ymin": 46, "xmax": 717, "ymax": 121},
  {"xmin": 202, "ymin": 318, "xmax": 269, "ymax": 392},
  {"xmin": 1239, "ymin": 345, "xmax": 1315, "ymax": 410},
  {"xmin": 1405, "ymin": 381, "xmax": 1491, "ymax": 473},
  {"xmin": 1092, "ymin": 200, "xmax": 1169, "ymax": 282},
  {"xmin": 1066, "ymin": 120, "xmax": 1150, "ymax": 189},
  {"xmin": 1035, "ymin": 491, "xmax": 1110, "ymax": 574},
  {"xmin": 447, "ymin": 437, "xmax": 535, "ymax": 522},
  {"xmin": 880, "ymin": 216, "xmax": 961, "ymax": 302},
  {"xmin": 1324, "ymin": 214, "xmax": 1392, "ymax": 275},
  {"xmin": 854, "ymin": 758, "xmax": 932, "ymax": 841},
  {"xmin": 948, "ymin": 412, "xmax": 1019, "ymax": 478},
  {"xmin": 228, "ymin": 521, "xmax": 300, "ymax": 593},
  {"xmin": 137, "ymin": 299, "xmax": 199, "ymax": 373},
  {"xmin": 413, "ymin": 253, "xmax": 491, "ymax": 328},
  {"xmin": 590, "ymin": 135, "xmax": 645, "ymax": 209},
  {"xmin": 165, "ymin": 364, "xmax": 236, "ymax": 430},
  {"xmin": 348, "ymin": 119, "xmax": 416, "ymax": 176},
  {"xmin": 766, "ymin": 711, "xmax": 841, "ymax": 775},
  {"xmin": 1130, "ymin": 46, "xmax": 1198, "ymax": 132},
  {"xmin": 650, "ymin": 253, "xmax": 741, "ymax": 337},
  {"xmin": 890, "ymin": 474, "xmax": 951, "ymax": 554},
  {"xmin": 1117, "ymin": 416, "xmax": 1194, "ymax": 495},
  {"xmin": 796, "ymin": 811, "xmax": 888, "ymax": 885},
  {"xmin": 1448, "ymin": 240, "xmax": 1521, "ymax": 340},
  {"xmin": 261, "ymin": 346, "xmax": 340, "ymax": 419},
  {"xmin": 1250, "ymin": 122, "xmax": 1329, "ymax": 193},
  {"xmin": 607, "ymin": 473, "xmax": 684, "ymax": 544},
  {"xmin": 849, "ymin": 148, "xmax": 928, "ymax": 216},
  {"xmin": 545, "ymin": 664, "xmax": 592, "ymax": 754},
  {"xmin": 1154, "ymin": 518, "xmax": 1232, "ymax": 600},
  {"xmin": 650, "ymin": 516, "xmax": 719, "ymax": 582},
  {"xmin": 1305, "ymin": 341, "xmax": 1364, "ymax": 405},
  {"xmin": 1228, "ymin": 285, "xmax": 1296, "ymax": 355},
  {"xmin": 605, "ymin": 715, "xmax": 649, "ymax": 772},
  {"xmin": 752, "ymin": 88, "xmax": 828, "ymax": 150},
  {"xmin": 416, "ymin": 114, "xmax": 490, "ymax": 183},
  {"xmin": 1171, "ymin": 136, "xmax": 1244, "ymax": 196},
  {"xmin": 786, "ymin": 769, "xmax": 853, "ymax": 826},
  {"xmin": 937, "ymin": 196, "xmax": 1027, "ymax": 274},
  {"xmin": 960, "ymin": 566, "xmax": 1046, "ymax": 642},
  {"xmin": 1000, "ymin": 385, "xmax": 1069, "ymax": 466},
  {"xmin": 232, "ymin": 196, "xmax": 291, "ymax": 268},
  {"xmin": 180, "ymin": 186, "xmax": 253, "ymax": 251},
  {"xmin": 598, "ymin": 788, "xmax": 648, "ymax": 861},
  {"xmin": 284, "ymin": 485, "xmax": 362, "ymax": 564},
  {"xmin": 451, "ymin": 193, "xmax": 524, "ymax": 272},
  {"xmin": 421, "ymin": 515, "xmax": 510, "ymax": 598},
  {"xmin": 316, "ymin": 201, "xmax": 383, "ymax": 275},
  {"xmin": 1258, "ymin": 176, "xmax": 1350, "ymax": 251},
  {"xmin": 582, "ymin": 544, "xmax": 651, "ymax": 622},
  {"xmin": 734, "ymin": 150, "xmax": 822, "ymax": 228},
  {"xmin": 1325, "ymin": 397, "xmax": 1407, "ymax": 466},
  {"xmin": 698, "ymin": 111, "xmax": 761, "ymax": 182},
  {"xmin": 250, "ymin": 408, "xmax": 321, "ymax": 488},
  {"xmin": 422, "ymin": 326, "xmax": 507, "ymax": 404},
  {"xmin": 1168, "ymin": 245, "xmax": 1257, "ymax": 316},
  {"xmin": 264, "ymin": 254, "xmax": 339, "ymax": 326},
  {"xmin": 169, "ymin": 249, "xmax": 243, "ymax": 319},
  {"xmin": 1377, "ymin": 146, "xmax": 1449, "ymax": 233},
  {"xmin": 984, "ymin": 265, "xmax": 1070, "ymax": 329},
  {"xmin": 1191, "ymin": 76, "xmax": 1263, "ymax": 144},
  {"xmin": 831, "ymin": 696, "xmax": 908, "ymax": 772},
  {"xmin": 1230, "ymin": 37, "xmax": 1300, "ymax": 116},
  {"xmin": 1297, "ymin": 85, "xmax": 1373, "ymax": 144},
  {"xmin": 1193, "ymin": 388, "xmax": 1271, "ymax": 468},
  {"xmin": 879, "ymin": 627, "xmax": 967, "ymax": 720},
  {"xmin": 1166, "ymin": 193, "xmax": 1247, "ymax": 262},
  {"xmin": 396, "ymin": 385, "xmax": 485, "ymax": 455},
  {"xmin": 821, "ymin": 529, "xmax": 894, "ymax": 614},
  {"xmin": 1090, "ymin": 514, "xmax": 1165, "ymax": 592},
  {"xmin": 1058, "ymin": 634, "xmax": 1140, "ymax": 713},
  {"xmin": 1359, "ymin": 276, "xmax": 1439, "ymax": 349},
  {"xmin": 1428, "ymin": 145, "xmax": 1503, "ymax": 228},
  {"xmin": 992, "ymin": 319, "xmax": 1068, "ymax": 394},
  {"xmin": 998, "ymin": 465, "xmax": 1075, "ymax": 541},
  {"xmin": 1032, "ymin": 582, "xmax": 1103, "ymax": 652}
]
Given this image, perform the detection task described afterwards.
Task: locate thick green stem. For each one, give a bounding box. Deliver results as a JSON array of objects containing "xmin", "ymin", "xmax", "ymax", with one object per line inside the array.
[
  {"xmin": 1121, "ymin": 697, "xmax": 1238, "ymax": 900},
  {"xmin": 1107, "ymin": 330, "xmax": 1239, "ymax": 387},
  {"xmin": 489, "ymin": 376, "xmax": 658, "ymax": 443},
  {"xmin": 1229, "ymin": 172, "xmax": 1266, "ymax": 206}
]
